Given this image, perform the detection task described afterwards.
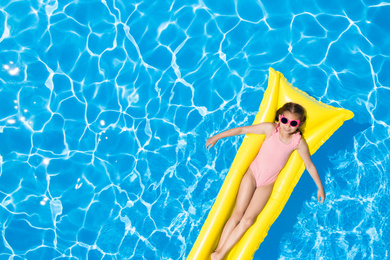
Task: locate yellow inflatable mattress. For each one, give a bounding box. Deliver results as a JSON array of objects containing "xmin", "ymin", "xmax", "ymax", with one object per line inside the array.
[{"xmin": 187, "ymin": 67, "xmax": 354, "ymax": 259}]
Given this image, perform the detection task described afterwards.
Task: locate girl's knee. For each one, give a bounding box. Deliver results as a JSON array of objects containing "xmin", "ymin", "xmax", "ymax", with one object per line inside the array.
[
  {"xmin": 240, "ymin": 216, "xmax": 255, "ymax": 229},
  {"xmin": 231, "ymin": 210, "xmax": 245, "ymax": 223}
]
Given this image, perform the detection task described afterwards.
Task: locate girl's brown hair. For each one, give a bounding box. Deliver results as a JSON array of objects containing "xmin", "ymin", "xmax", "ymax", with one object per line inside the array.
[{"xmin": 275, "ymin": 102, "xmax": 306, "ymax": 127}]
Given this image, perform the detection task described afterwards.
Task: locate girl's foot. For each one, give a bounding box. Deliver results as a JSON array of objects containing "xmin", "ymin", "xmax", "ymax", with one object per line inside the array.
[{"xmin": 211, "ymin": 251, "xmax": 222, "ymax": 260}]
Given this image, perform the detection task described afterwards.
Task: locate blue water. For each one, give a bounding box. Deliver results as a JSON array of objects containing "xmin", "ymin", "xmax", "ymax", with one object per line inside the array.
[{"xmin": 0, "ymin": 0, "xmax": 389, "ymax": 259}]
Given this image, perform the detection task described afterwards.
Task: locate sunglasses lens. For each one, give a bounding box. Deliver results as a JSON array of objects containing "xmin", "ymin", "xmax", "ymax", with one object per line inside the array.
[
  {"xmin": 281, "ymin": 117, "xmax": 288, "ymax": 124},
  {"xmin": 290, "ymin": 120, "xmax": 298, "ymax": 127}
]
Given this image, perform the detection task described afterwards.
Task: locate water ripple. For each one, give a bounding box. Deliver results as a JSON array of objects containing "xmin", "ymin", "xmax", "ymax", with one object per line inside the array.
[{"xmin": 0, "ymin": 0, "xmax": 389, "ymax": 259}]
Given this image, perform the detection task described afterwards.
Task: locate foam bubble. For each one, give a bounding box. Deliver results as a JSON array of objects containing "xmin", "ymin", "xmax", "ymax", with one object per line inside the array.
[
  {"xmin": 40, "ymin": 197, "xmax": 49, "ymax": 206},
  {"xmin": 9, "ymin": 68, "xmax": 20, "ymax": 76}
]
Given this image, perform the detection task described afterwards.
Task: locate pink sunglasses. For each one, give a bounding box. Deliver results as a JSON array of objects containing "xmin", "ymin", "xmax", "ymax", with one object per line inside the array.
[{"xmin": 279, "ymin": 114, "xmax": 300, "ymax": 127}]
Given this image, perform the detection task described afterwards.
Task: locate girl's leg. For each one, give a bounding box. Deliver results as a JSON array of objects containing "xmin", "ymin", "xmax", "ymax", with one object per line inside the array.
[
  {"xmin": 214, "ymin": 169, "xmax": 257, "ymax": 252},
  {"xmin": 211, "ymin": 182, "xmax": 274, "ymax": 260}
]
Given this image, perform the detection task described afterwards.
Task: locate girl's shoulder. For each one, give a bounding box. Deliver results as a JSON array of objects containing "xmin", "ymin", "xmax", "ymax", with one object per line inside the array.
[
  {"xmin": 262, "ymin": 122, "xmax": 278, "ymax": 136},
  {"xmin": 296, "ymin": 135, "xmax": 307, "ymax": 149}
]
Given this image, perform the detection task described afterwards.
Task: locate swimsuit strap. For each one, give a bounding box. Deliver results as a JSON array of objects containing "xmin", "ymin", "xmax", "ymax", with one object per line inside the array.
[
  {"xmin": 292, "ymin": 131, "xmax": 302, "ymax": 149},
  {"xmin": 269, "ymin": 124, "xmax": 280, "ymax": 137}
]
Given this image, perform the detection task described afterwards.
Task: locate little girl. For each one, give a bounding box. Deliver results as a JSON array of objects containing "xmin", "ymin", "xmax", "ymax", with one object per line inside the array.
[{"xmin": 206, "ymin": 102, "xmax": 325, "ymax": 260}]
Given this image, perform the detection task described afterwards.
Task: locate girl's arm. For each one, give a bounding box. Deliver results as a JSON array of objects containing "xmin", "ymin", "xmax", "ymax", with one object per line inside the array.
[
  {"xmin": 297, "ymin": 138, "xmax": 326, "ymax": 203},
  {"xmin": 206, "ymin": 122, "xmax": 275, "ymax": 149}
]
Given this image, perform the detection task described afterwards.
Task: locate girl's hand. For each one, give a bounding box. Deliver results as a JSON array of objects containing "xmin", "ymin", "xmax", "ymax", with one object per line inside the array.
[
  {"xmin": 317, "ymin": 188, "xmax": 325, "ymax": 203},
  {"xmin": 206, "ymin": 136, "xmax": 219, "ymax": 149}
]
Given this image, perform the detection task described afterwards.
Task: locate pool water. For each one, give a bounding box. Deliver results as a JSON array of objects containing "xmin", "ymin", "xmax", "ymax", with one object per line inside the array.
[{"xmin": 0, "ymin": 0, "xmax": 389, "ymax": 259}]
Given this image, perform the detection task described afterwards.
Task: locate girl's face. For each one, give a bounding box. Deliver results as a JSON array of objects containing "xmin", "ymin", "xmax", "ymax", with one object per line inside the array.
[{"xmin": 279, "ymin": 111, "xmax": 301, "ymax": 134}]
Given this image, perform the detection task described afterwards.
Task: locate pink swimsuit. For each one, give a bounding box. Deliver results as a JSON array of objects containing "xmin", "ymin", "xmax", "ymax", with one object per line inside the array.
[{"xmin": 249, "ymin": 125, "xmax": 301, "ymax": 187}]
